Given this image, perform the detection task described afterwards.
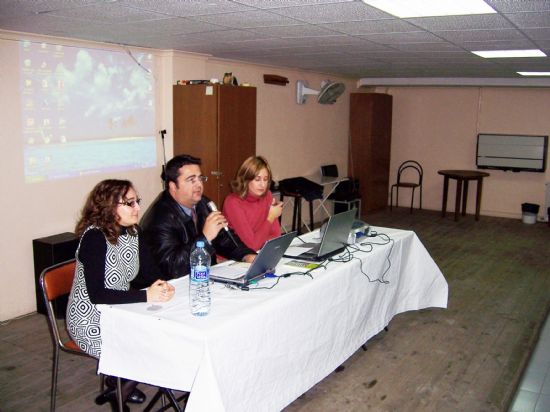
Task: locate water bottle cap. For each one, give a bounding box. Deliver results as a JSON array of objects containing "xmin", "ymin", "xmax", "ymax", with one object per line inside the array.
[{"xmin": 196, "ymin": 241, "xmax": 205, "ymax": 248}]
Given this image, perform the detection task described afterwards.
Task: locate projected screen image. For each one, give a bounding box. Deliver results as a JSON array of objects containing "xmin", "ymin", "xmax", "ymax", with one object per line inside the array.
[{"xmin": 20, "ymin": 41, "xmax": 156, "ymax": 183}]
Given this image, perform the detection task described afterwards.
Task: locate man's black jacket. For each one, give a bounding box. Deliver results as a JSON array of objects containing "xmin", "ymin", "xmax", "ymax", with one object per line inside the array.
[{"xmin": 140, "ymin": 191, "xmax": 254, "ymax": 279}]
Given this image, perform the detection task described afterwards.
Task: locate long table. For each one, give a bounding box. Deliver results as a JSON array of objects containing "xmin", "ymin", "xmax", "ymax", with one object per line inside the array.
[{"xmin": 98, "ymin": 227, "xmax": 448, "ymax": 412}]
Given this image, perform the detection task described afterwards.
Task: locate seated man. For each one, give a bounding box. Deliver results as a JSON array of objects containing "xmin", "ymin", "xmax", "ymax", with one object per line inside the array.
[{"xmin": 141, "ymin": 154, "xmax": 256, "ymax": 279}]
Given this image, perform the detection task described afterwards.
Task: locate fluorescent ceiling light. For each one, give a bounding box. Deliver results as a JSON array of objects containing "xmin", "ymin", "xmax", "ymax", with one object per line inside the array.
[
  {"xmin": 518, "ymin": 72, "xmax": 550, "ymax": 76},
  {"xmin": 362, "ymin": 0, "xmax": 496, "ymax": 18},
  {"xmin": 472, "ymin": 49, "xmax": 546, "ymax": 58}
]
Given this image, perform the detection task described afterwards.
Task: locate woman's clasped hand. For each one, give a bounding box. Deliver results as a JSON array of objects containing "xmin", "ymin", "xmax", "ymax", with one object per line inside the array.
[{"xmin": 147, "ymin": 279, "xmax": 175, "ymax": 302}]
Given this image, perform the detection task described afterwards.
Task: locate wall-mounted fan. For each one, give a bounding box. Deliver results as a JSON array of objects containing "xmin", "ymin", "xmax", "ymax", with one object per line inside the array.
[{"xmin": 296, "ymin": 80, "xmax": 346, "ymax": 105}]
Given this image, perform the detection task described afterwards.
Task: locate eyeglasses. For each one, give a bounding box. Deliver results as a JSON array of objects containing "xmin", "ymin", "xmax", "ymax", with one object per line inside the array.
[
  {"xmin": 184, "ymin": 175, "xmax": 208, "ymax": 184},
  {"xmin": 118, "ymin": 198, "xmax": 142, "ymax": 208}
]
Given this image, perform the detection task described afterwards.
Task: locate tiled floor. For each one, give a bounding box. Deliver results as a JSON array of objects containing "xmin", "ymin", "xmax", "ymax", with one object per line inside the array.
[{"xmin": 509, "ymin": 311, "xmax": 550, "ymax": 412}]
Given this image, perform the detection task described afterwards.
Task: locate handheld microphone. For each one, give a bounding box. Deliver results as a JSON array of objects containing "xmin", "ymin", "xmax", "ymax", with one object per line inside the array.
[
  {"xmin": 207, "ymin": 201, "xmax": 239, "ymax": 247},
  {"xmin": 159, "ymin": 130, "xmax": 167, "ymax": 189}
]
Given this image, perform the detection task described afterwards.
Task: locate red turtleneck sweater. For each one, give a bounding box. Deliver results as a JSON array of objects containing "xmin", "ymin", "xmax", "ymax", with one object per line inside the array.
[{"xmin": 223, "ymin": 191, "xmax": 281, "ymax": 251}]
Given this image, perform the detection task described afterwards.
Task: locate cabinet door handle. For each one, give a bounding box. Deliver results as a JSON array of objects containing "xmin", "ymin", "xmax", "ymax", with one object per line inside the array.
[{"xmin": 211, "ymin": 170, "xmax": 223, "ymax": 176}]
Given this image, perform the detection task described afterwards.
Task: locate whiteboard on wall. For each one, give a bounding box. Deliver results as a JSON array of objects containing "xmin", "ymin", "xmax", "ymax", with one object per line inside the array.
[{"xmin": 476, "ymin": 133, "xmax": 548, "ymax": 172}]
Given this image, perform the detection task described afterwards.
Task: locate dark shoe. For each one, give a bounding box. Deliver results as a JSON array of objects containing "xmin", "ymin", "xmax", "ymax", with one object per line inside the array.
[
  {"xmin": 127, "ymin": 387, "xmax": 146, "ymax": 404},
  {"xmin": 335, "ymin": 365, "xmax": 345, "ymax": 373},
  {"xmin": 95, "ymin": 388, "xmax": 131, "ymax": 412},
  {"xmin": 95, "ymin": 388, "xmax": 116, "ymax": 406},
  {"xmin": 104, "ymin": 376, "xmax": 146, "ymax": 404}
]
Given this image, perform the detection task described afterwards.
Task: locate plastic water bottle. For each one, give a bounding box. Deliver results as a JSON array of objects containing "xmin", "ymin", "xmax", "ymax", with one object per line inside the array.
[{"xmin": 189, "ymin": 241, "xmax": 211, "ymax": 316}]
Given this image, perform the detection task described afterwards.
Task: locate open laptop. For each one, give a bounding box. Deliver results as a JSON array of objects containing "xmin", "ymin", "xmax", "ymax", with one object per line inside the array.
[
  {"xmin": 209, "ymin": 231, "xmax": 297, "ymax": 286},
  {"xmin": 284, "ymin": 209, "xmax": 356, "ymax": 262}
]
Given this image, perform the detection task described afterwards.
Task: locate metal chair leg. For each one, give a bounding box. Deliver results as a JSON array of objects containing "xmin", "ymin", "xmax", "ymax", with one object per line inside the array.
[
  {"xmin": 291, "ymin": 198, "xmax": 297, "ymax": 232},
  {"xmin": 145, "ymin": 388, "xmax": 187, "ymax": 412},
  {"xmin": 294, "ymin": 197, "xmax": 303, "ymax": 235},
  {"xmin": 308, "ymin": 199, "xmax": 314, "ymax": 231},
  {"xmin": 50, "ymin": 347, "xmax": 59, "ymax": 412},
  {"xmin": 116, "ymin": 377, "xmax": 124, "ymax": 412},
  {"xmin": 396, "ymin": 187, "xmax": 399, "ymax": 210},
  {"xmin": 162, "ymin": 389, "xmax": 184, "ymax": 412},
  {"xmin": 143, "ymin": 390, "xmax": 163, "ymax": 412},
  {"xmin": 99, "ymin": 373, "xmax": 105, "ymax": 392}
]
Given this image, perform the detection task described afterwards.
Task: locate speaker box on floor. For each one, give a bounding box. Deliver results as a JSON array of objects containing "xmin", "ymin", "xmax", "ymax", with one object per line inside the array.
[{"xmin": 33, "ymin": 232, "xmax": 79, "ymax": 318}]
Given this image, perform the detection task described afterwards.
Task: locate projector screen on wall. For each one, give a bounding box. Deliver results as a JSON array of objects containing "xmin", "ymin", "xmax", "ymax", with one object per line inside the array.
[{"xmin": 20, "ymin": 40, "xmax": 156, "ymax": 183}]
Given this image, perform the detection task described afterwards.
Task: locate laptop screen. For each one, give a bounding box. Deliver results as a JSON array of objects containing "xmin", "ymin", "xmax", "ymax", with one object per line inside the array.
[
  {"xmin": 283, "ymin": 209, "xmax": 356, "ymax": 261},
  {"xmin": 210, "ymin": 231, "xmax": 297, "ymax": 284},
  {"xmin": 317, "ymin": 208, "xmax": 356, "ymax": 256}
]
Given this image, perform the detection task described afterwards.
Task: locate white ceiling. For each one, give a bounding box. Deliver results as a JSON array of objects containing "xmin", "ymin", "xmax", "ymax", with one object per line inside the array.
[{"xmin": 2, "ymin": 0, "xmax": 550, "ymax": 79}]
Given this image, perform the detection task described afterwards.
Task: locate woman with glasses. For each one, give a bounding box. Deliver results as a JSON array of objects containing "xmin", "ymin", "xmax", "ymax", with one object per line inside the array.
[
  {"xmin": 223, "ymin": 156, "xmax": 282, "ymax": 251},
  {"xmin": 67, "ymin": 179, "xmax": 175, "ymax": 410}
]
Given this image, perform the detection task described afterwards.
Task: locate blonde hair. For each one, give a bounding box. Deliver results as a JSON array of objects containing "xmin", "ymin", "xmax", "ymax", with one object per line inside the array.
[{"xmin": 231, "ymin": 156, "xmax": 272, "ymax": 198}]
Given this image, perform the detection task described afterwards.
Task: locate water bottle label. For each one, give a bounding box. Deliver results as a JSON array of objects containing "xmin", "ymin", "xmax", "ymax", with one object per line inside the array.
[{"xmin": 191, "ymin": 265, "xmax": 209, "ymax": 282}]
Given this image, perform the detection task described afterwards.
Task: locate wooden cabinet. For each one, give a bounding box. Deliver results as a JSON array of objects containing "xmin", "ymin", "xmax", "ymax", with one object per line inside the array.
[
  {"xmin": 349, "ymin": 93, "xmax": 392, "ymax": 214},
  {"xmin": 173, "ymin": 84, "xmax": 256, "ymax": 206}
]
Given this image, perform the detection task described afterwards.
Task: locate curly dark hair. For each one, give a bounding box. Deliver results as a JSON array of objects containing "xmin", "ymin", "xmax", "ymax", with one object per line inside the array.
[
  {"xmin": 75, "ymin": 179, "xmax": 136, "ymax": 244},
  {"xmin": 230, "ymin": 156, "xmax": 272, "ymax": 198}
]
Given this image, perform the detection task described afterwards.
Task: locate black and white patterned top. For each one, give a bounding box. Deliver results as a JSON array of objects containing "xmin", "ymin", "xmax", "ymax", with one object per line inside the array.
[{"xmin": 66, "ymin": 226, "xmax": 158, "ymax": 358}]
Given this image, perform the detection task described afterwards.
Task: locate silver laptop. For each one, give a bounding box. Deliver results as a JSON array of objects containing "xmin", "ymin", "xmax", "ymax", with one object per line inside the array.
[
  {"xmin": 210, "ymin": 231, "xmax": 297, "ymax": 286},
  {"xmin": 285, "ymin": 209, "xmax": 356, "ymax": 262}
]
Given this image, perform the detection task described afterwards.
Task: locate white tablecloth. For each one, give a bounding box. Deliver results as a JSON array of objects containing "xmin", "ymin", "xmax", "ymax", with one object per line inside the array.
[{"xmin": 98, "ymin": 227, "xmax": 448, "ymax": 412}]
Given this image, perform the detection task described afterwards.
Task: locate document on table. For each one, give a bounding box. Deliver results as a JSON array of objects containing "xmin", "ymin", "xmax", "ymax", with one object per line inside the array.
[{"xmin": 210, "ymin": 261, "xmax": 250, "ymax": 280}]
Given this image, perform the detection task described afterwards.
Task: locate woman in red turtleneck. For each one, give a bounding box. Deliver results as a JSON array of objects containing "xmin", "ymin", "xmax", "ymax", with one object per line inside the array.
[{"xmin": 223, "ymin": 156, "xmax": 282, "ymax": 251}]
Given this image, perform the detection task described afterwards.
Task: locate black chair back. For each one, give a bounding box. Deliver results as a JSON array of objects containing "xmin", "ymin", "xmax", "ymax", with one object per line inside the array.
[
  {"xmin": 391, "ymin": 160, "xmax": 423, "ymax": 213},
  {"xmin": 397, "ymin": 160, "xmax": 423, "ymax": 185}
]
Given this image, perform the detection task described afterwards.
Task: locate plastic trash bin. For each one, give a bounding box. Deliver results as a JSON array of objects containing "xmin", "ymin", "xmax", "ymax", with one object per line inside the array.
[{"xmin": 521, "ymin": 203, "xmax": 539, "ymax": 224}]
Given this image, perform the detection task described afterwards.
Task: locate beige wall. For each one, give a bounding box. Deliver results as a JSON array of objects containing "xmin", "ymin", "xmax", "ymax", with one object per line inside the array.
[
  {"xmin": 192, "ymin": 57, "xmax": 355, "ymax": 181},
  {"xmin": 381, "ymin": 86, "xmax": 550, "ymax": 219},
  {"xmin": 0, "ymin": 31, "xmax": 353, "ymax": 321},
  {"xmin": 0, "ymin": 34, "xmax": 171, "ymax": 321}
]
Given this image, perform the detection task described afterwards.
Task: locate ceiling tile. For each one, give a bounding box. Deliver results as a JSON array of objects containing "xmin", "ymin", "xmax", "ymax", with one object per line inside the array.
[
  {"xmin": 504, "ymin": 11, "xmax": 550, "ymax": 28},
  {"xmin": 116, "ymin": 18, "xmax": 226, "ymax": 36},
  {"xmin": 118, "ymin": 0, "xmax": 255, "ymax": 16},
  {"xmin": 248, "ymin": 24, "xmax": 339, "ymax": 37},
  {"xmin": 320, "ymin": 19, "xmax": 419, "ymax": 35},
  {"xmin": 0, "ymin": 0, "xmax": 103, "ymax": 18},
  {"xmin": 434, "ymin": 29, "xmax": 527, "ymax": 44},
  {"xmin": 188, "ymin": 10, "xmax": 301, "ymax": 28},
  {"xmin": 268, "ymin": 2, "xmax": 392, "ymax": 23},
  {"xmin": 486, "ymin": 0, "xmax": 550, "ymax": 13},
  {"xmin": 184, "ymin": 29, "xmax": 269, "ymax": 42},
  {"xmin": 406, "ymin": 14, "xmax": 515, "ymax": 31},
  {"xmin": 462, "ymin": 39, "xmax": 538, "ymax": 50},
  {"xmin": 359, "ymin": 31, "xmax": 446, "ymax": 44},
  {"xmin": 523, "ymin": 27, "xmax": 550, "ymax": 40},
  {"xmin": 48, "ymin": 2, "xmax": 167, "ymax": 24},
  {"xmin": 389, "ymin": 43, "xmax": 465, "ymax": 52},
  {"xmin": 234, "ymin": 0, "xmax": 354, "ymax": 8},
  {"xmin": 1, "ymin": 0, "xmax": 550, "ymax": 79}
]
